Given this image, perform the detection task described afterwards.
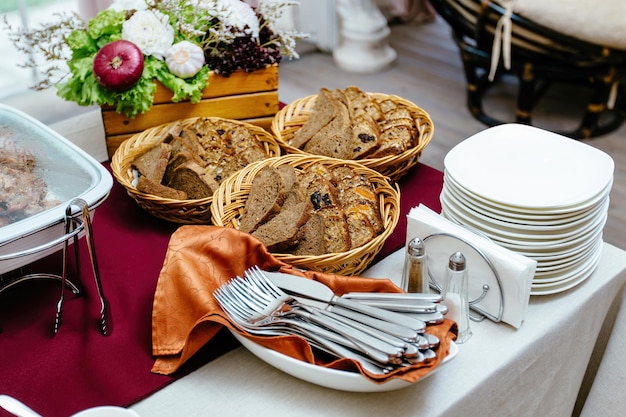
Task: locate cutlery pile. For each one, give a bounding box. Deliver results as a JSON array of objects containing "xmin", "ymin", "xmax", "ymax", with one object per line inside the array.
[{"xmin": 214, "ymin": 266, "xmax": 447, "ymax": 375}]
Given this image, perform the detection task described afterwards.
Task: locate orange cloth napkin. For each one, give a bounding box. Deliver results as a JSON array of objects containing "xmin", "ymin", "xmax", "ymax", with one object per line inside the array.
[{"xmin": 151, "ymin": 225, "xmax": 458, "ymax": 384}]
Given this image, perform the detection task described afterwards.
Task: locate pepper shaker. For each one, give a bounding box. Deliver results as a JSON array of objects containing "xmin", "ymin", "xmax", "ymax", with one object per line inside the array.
[
  {"xmin": 441, "ymin": 251, "xmax": 472, "ymax": 343},
  {"xmin": 401, "ymin": 237, "xmax": 429, "ymax": 293}
]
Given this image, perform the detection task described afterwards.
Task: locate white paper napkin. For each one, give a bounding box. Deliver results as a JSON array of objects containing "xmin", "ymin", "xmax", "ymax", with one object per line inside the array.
[{"xmin": 405, "ymin": 204, "xmax": 537, "ymax": 328}]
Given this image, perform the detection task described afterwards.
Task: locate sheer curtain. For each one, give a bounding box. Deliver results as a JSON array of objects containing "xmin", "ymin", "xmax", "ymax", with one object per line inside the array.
[{"xmin": 78, "ymin": 0, "xmax": 112, "ymax": 20}]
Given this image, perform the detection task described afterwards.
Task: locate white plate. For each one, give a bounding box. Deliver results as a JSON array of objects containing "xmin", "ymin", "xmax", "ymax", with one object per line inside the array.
[
  {"xmin": 533, "ymin": 238, "xmax": 603, "ymax": 282},
  {"xmin": 530, "ymin": 244, "xmax": 603, "ymax": 295},
  {"xmin": 230, "ymin": 330, "xmax": 458, "ymax": 392},
  {"xmin": 442, "ymin": 196, "xmax": 607, "ymax": 251},
  {"xmin": 444, "ymin": 124, "xmax": 614, "ymax": 209},
  {"xmin": 71, "ymin": 406, "xmax": 140, "ymax": 417},
  {"xmin": 440, "ymin": 188, "xmax": 608, "ymax": 241},
  {"xmin": 443, "ymin": 178, "xmax": 610, "ymax": 228},
  {"xmin": 444, "ymin": 169, "xmax": 613, "ymax": 217}
]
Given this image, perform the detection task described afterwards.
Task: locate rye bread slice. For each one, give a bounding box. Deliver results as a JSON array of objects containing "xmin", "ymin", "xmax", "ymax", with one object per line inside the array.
[
  {"xmin": 290, "ymin": 88, "xmax": 339, "ymax": 149},
  {"xmin": 239, "ymin": 166, "xmax": 286, "ymax": 234},
  {"xmin": 136, "ymin": 175, "xmax": 188, "ymax": 200},
  {"xmin": 277, "ymin": 164, "xmax": 298, "ymax": 193},
  {"xmin": 167, "ymin": 161, "xmax": 218, "ymax": 199},
  {"xmin": 133, "ymin": 142, "xmax": 172, "ymax": 182},
  {"xmin": 162, "ymin": 150, "xmax": 192, "ymax": 185},
  {"xmin": 251, "ymin": 200, "xmax": 312, "ymax": 251},
  {"xmin": 302, "ymin": 100, "xmax": 353, "ymax": 159},
  {"xmin": 291, "ymin": 213, "xmax": 325, "ymax": 256}
]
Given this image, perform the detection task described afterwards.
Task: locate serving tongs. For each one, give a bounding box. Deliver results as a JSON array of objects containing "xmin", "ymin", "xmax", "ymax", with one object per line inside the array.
[{"xmin": 55, "ymin": 198, "xmax": 112, "ymax": 336}]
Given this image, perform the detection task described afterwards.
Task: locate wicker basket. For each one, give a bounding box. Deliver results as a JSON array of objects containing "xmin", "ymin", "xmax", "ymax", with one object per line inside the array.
[
  {"xmin": 110, "ymin": 117, "xmax": 282, "ymax": 224},
  {"xmin": 271, "ymin": 93, "xmax": 434, "ymax": 181},
  {"xmin": 211, "ymin": 154, "xmax": 400, "ymax": 275}
]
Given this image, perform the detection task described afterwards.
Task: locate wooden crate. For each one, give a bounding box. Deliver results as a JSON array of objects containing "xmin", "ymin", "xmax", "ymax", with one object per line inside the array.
[{"xmin": 102, "ymin": 64, "xmax": 279, "ymax": 158}]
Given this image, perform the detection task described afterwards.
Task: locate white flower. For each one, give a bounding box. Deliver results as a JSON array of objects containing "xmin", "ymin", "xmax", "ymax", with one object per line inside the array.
[
  {"xmin": 194, "ymin": 0, "xmax": 260, "ymax": 38},
  {"xmin": 122, "ymin": 10, "xmax": 174, "ymax": 60},
  {"xmin": 108, "ymin": 0, "xmax": 149, "ymax": 12}
]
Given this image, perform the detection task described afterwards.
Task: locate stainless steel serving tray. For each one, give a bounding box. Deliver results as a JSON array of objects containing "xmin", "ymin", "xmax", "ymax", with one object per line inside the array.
[{"xmin": 0, "ymin": 104, "xmax": 113, "ymax": 275}]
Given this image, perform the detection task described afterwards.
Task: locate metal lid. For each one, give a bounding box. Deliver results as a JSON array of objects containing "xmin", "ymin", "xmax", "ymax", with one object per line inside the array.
[
  {"xmin": 407, "ymin": 237, "xmax": 425, "ymax": 257},
  {"xmin": 448, "ymin": 251, "xmax": 466, "ymax": 271}
]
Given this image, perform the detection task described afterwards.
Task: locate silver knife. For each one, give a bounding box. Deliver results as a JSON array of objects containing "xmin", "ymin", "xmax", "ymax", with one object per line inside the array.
[
  {"xmin": 288, "ymin": 293, "xmax": 419, "ymax": 342},
  {"xmin": 344, "ymin": 299, "xmax": 438, "ymax": 313},
  {"xmin": 263, "ymin": 271, "xmax": 426, "ymax": 334},
  {"xmin": 343, "ymin": 292, "xmax": 443, "ymax": 303}
]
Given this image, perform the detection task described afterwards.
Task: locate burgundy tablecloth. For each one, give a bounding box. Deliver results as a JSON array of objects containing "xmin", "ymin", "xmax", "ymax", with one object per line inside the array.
[{"xmin": 0, "ymin": 162, "xmax": 442, "ymax": 417}]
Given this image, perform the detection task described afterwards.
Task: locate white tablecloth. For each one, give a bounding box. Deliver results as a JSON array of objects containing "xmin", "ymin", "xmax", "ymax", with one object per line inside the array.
[{"xmin": 131, "ymin": 243, "xmax": 626, "ymax": 417}]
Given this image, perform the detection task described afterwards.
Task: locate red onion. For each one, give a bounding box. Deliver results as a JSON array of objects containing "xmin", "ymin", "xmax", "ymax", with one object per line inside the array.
[{"xmin": 93, "ymin": 40, "xmax": 144, "ymax": 92}]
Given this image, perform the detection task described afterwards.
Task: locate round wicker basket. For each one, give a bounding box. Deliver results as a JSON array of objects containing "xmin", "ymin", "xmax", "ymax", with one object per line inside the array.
[
  {"xmin": 271, "ymin": 93, "xmax": 434, "ymax": 181},
  {"xmin": 211, "ymin": 154, "xmax": 400, "ymax": 276},
  {"xmin": 110, "ymin": 117, "xmax": 281, "ymax": 224}
]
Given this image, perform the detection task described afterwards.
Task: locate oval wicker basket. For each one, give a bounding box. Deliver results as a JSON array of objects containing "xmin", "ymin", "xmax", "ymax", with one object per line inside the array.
[
  {"xmin": 110, "ymin": 117, "xmax": 282, "ymax": 224},
  {"xmin": 271, "ymin": 93, "xmax": 434, "ymax": 181},
  {"xmin": 211, "ymin": 154, "xmax": 400, "ymax": 275}
]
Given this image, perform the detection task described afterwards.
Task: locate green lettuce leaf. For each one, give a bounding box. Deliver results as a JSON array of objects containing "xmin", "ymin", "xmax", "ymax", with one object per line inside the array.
[{"xmin": 155, "ymin": 64, "xmax": 210, "ymax": 103}]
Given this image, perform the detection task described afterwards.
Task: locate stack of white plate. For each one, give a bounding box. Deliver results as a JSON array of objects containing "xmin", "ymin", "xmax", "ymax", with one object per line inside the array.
[{"xmin": 441, "ymin": 124, "xmax": 614, "ymax": 295}]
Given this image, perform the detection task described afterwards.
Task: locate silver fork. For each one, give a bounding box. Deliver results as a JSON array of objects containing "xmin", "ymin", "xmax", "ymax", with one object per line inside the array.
[
  {"xmin": 215, "ymin": 274, "xmax": 403, "ymax": 364},
  {"xmin": 214, "ymin": 286, "xmax": 394, "ymax": 374},
  {"xmin": 233, "ymin": 270, "xmax": 406, "ymax": 362}
]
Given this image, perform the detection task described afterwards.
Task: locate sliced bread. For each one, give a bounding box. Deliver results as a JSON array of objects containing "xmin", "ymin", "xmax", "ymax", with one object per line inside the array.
[
  {"xmin": 302, "ymin": 101, "xmax": 353, "ymax": 159},
  {"xmin": 291, "ymin": 88, "xmax": 340, "ymax": 149},
  {"xmin": 251, "ymin": 200, "xmax": 312, "ymax": 251},
  {"xmin": 166, "ymin": 161, "xmax": 218, "ymax": 199},
  {"xmin": 350, "ymin": 113, "xmax": 381, "ymax": 159},
  {"xmin": 133, "ymin": 142, "xmax": 172, "ymax": 182},
  {"xmin": 316, "ymin": 205, "xmax": 351, "ymax": 253},
  {"xmin": 290, "ymin": 213, "xmax": 325, "ymax": 256},
  {"xmin": 136, "ymin": 175, "xmax": 188, "ymax": 200},
  {"xmin": 238, "ymin": 166, "xmax": 286, "ymax": 233},
  {"xmin": 345, "ymin": 210, "xmax": 377, "ymax": 249}
]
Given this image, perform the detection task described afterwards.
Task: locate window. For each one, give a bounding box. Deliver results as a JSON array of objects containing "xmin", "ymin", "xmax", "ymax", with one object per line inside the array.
[{"xmin": 1, "ymin": 0, "xmax": 80, "ymax": 98}]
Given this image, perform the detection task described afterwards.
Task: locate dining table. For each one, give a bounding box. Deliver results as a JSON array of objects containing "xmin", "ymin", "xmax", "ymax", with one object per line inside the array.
[{"xmin": 1, "ymin": 109, "xmax": 625, "ymax": 417}]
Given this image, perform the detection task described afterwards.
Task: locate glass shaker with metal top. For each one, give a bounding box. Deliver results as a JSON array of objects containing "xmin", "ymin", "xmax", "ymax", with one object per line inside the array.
[
  {"xmin": 401, "ymin": 237, "xmax": 430, "ymax": 293},
  {"xmin": 441, "ymin": 251, "xmax": 472, "ymax": 343}
]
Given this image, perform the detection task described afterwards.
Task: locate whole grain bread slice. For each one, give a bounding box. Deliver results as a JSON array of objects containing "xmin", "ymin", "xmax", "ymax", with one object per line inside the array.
[
  {"xmin": 239, "ymin": 166, "xmax": 286, "ymax": 233},
  {"xmin": 290, "ymin": 88, "xmax": 340, "ymax": 149},
  {"xmin": 136, "ymin": 175, "xmax": 188, "ymax": 200},
  {"xmin": 350, "ymin": 113, "xmax": 381, "ymax": 159},
  {"xmin": 316, "ymin": 205, "xmax": 351, "ymax": 253},
  {"xmin": 251, "ymin": 200, "xmax": 312, "ymax": 251},
  {"xmin": 162, "ymin": 150, "xmax": 192, "ymax": 185},
  {"xmin": 290, "ymin": 213, "xmax": 325, "ymax": 256},
  {"xmin": 133, "ymin": 142, "xmax": 172, "ymax": 182},
  {"xmin": 167, "ymin": 161, "xmax": 218, "ymax": 199},
  {"xmin": 302, "ymin": 99, "xmax": 353, "ymax": 159},
  {"xmin": 344, "ymin": 85, "xmax": 384, "ymax": 122},
  {"xmin": 345, "ymin": 209, "xmax": 377, "ymax": 248}
]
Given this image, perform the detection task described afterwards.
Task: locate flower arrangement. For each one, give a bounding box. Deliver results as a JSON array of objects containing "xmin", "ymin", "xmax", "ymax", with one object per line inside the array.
[{"xmin": 5, "ymin": 0, "xmax": 306, "ymax": 118}]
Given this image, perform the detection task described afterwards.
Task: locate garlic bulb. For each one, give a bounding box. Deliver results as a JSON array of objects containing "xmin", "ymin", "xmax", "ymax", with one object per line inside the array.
[{"xmin": 165, "ymin": 41, "xmax": 205, "ymax": 78}]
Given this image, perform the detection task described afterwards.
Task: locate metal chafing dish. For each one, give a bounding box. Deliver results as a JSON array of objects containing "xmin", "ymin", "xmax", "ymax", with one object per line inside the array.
[{"xmin": 0, "ymin": 104, "xmax": 113, "ymax": 334}]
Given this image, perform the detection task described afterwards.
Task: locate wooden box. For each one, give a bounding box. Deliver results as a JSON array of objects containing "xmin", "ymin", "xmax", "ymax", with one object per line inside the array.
[{"xmin": 101, "ymin": 64, "xmax": 279, "ymax": 158}]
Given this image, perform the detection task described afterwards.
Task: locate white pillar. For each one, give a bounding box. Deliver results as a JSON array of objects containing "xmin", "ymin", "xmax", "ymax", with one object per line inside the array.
[{"xmin": 333, "ymin": 0, "xmax": 397, "ymax": 73}]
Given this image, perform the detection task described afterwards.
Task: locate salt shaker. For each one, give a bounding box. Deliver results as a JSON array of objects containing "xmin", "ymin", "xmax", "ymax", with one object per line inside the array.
[
  {"xmin": 441, "ymin": 251, "xmax": 472, "ymax": 343},
  {"xmin": 401, "ymin": 237, "xmax": 429, "ymax": 293}
]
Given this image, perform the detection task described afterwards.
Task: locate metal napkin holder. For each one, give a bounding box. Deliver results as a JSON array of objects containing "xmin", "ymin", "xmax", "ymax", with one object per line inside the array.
[
  {"xmin": 422, "ymin": 232, "xmax": 504, "ymax": 323},
  {"xmin": 0, "ymin": 198, "xmax": 111, "ymax": 336}
]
